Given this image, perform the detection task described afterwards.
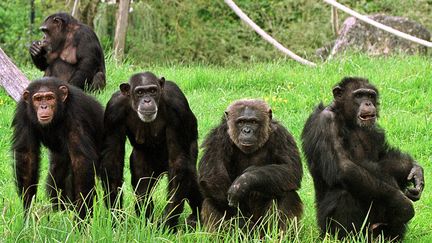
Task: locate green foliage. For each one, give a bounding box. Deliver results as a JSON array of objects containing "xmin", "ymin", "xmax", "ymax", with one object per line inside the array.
[
  {"xmin": 2, "ymin": 1, "xmax": 432, "ymax": 66},
  {"xmin": 0, "ymin": 55, "xmax": 431, "ymax": 242},
  {"xmin": 120, "ymin": 0, "xmax": 334, "ymax": 65},
  {"xmin": 0, "ymin": 1, "xmax": 32, "ymax": 64}
]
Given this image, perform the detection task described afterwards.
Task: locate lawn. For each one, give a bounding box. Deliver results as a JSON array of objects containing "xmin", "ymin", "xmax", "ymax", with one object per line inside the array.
[{"xmin": 0, "ymin": 55, "xmax": 431, "ymax": 242}]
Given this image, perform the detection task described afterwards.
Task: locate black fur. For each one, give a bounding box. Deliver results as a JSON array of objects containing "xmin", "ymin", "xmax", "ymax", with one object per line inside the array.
[
  {"xmin": 301, "ymin": 77, "xmax": 424, "ymax": 240},
  {"xmin": 198, "ymin": 99, "xmax": 303, "ymax": 230},
  {"xmin": 12, "ymin": 77, "xmax": 104, "ymax": 220},
  {"xmin": 29, "ymin": 12, "xmax": 105, "ymax": 91},
  {"xmin": 100, "ymin": 72, "xmax": 202, "ymax": 229}
]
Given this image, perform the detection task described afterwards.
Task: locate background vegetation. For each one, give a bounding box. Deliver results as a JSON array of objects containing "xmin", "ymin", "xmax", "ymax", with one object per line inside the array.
[
  {"xmin": 0, "ymin": 55, "xmax": 431, "ymax": 242},
  {"xmin": 1, "ymin": 0, "xmax": 432, "ymax": 65}
]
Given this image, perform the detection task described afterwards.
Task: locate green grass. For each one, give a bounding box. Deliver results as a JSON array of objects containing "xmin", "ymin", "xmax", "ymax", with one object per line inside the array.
[{"xmin": 0, "ymin": 55, "xmax": 431, "ymax": 242}]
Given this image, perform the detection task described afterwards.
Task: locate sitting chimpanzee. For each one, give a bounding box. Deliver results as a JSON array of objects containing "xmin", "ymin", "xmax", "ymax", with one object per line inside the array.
[
  {"xmin": 29, "ymin": 12, "xmax": 106, "ymax": 91},
  {"xmin": 301, "ymin": 77, "xmax": 425, "ymax": 240},
  {"xmin": 198, "ymin": 99, "xmax": 303, "ymax": 230},
  {"xmin": 101, "ymin": 71, "xmax": 202, "ymax": 229},
  {"xmin": 12, "ymin": 77, "xmax": 104, "ymax": 220}
]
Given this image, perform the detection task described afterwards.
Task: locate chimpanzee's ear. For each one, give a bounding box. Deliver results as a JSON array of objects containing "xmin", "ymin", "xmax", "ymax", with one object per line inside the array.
[
  {"xmin": 23, "ymin": 90, "xmax": 30, "ymax": 103},
  {"xmin": 224, "ymin": 110, "xmax": 229, "ymax": 120},
  {"xmin": 120, "ymin": 83, "xmax": 131, "ymax": 96},
  {"xmin": 332, "ymin": 86, "xmax": 343, "ymax": 100},
  {"xmin": 52, "ymin": 16, "xmax": 64, "ymax": 25},
  {"xmin": 58, "ymin": 85, "xmax": 69, "ymax": 102},
  {"xmin": 268, "ymin": 108, "xmax": 273, "ymax": 120},
  {"xmin": 159, "ymin": 77, "xmax": 165, "ymax": 89}
]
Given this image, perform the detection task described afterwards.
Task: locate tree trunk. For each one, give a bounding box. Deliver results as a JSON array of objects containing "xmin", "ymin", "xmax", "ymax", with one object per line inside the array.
[
  {"xmin": 72, "ymin": 0, "xmax": 80, "ymax": 19},
  {"xmin": 70, "ymin": 0, "xmax": 100, "ymax": 29},
  {"xmin": 80, "ymin": 0, "xmax": 100, "ymax": 29},
  {"xmin": 114, "ymin": 0, "xmax": 130, "ymax": 62},
  {"xmin": 331, "ymin": 6, "xmax": 339, "ymax": 36},
  {"xmin": 0, "ymin": 48, "xmax": 30, "ymax": 102}
]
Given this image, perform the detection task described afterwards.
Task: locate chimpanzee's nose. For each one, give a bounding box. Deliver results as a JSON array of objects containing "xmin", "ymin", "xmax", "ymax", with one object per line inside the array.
[{"xmin": 242, "ymin": 127, "xmax": 251, "ymax": 134}]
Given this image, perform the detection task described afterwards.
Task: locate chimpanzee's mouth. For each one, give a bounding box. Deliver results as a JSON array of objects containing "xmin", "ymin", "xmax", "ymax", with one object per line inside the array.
[
  {"xmin": 138, "ymin": 109, "xmax": 157, "ymax": 115},
  {"xmin": 141, "ymin": 111, "xmax": 156, "ymax": 115},
  {"xmin": 39, "ymin": 115, "xmax": 51, "ymax": 121},
  {"xmin": 359, "ymin": 114, "xmax": 376, "ymax": 121},
  {"xmin": 137, "ymin": 110, "xmax": 157, "ymax": 123}
]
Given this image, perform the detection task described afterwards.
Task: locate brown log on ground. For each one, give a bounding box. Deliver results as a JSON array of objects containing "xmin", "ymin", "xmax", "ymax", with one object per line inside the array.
[{"xmin": 0, "ymin": 47, "xmax": 29, "ymax": 102}]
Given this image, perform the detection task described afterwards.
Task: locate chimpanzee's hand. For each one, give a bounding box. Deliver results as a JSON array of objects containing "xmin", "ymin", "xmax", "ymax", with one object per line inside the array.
[
  {"xmin": 405, "ymin": 163, "xmax": 424, "ymax": 201},
  {"xmin": 227, "ymin": 174, "xmax": 250, "ymax": 207},
  {"xmin": 30, "ymin": 41, "xmax": 43, "ymax": 56}
]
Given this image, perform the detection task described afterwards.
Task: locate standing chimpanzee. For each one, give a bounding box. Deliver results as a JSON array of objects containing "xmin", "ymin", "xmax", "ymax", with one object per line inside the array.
[
  {"xmin": 101, "ymin": 71, "xmax": 202, "ymax": 229},
  {"xmin": 29, "ymin": 12, "xmax": 106, "ymax": 91},
  {"xmin": 12, "ymin": 77, "xmax": 104, "ymax": 220},
  {"xmin": 198, "ymin": 99, "xmax": 303, "ymax": 230},
  {"xmin": 301, "ymin": 77, "xmax": 425, "ymax": 240}
]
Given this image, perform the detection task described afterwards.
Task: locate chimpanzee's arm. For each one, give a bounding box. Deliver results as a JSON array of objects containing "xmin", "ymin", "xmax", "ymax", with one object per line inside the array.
[
  {"xmin": 227, "ymin": 125, "xmax": 302, "ymax": 206},
  {"xmin": 198, "ymin": 125, "xmax": 233, "ymax": 208},
  {"xmin": 67, "ymin": 122, "xmax": 99, "ymax": 219},
  {"xmin": 380, "ymin": 148, "xmax": 424, "ymax": 201},
  {"xmin": 12, "ymin": 103, "xmax": 41, "ymax": 212},
  {"xmin": 163, "ymin": 126, "xmax": 200, "ymax": 227},
  {"xmin": 100, "ymin": 94, "xmax": 127, "ymax": 208},
  {"xmin": 29, "ymin": 41, "xmax": 48, "ymax": 71}
]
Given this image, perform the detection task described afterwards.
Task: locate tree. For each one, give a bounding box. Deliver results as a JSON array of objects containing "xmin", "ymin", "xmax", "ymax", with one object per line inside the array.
[
  {"xmin": 0, "ymin": 47, "xmax": 29, "ymax": 102},
  {"xmin": 114, "ymin": 0, "xmax": 130, "ymax": 62},
  {"xmin": 70, "ymin": 0, "xmax": 101, "ymax": 29}
]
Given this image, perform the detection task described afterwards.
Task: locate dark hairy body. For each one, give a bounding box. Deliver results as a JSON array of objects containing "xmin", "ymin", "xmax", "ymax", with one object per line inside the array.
[
  {"xmin": 29, "ymin": 12, "xmax": 105, "ymax": 91},
  {"xmin": 199, "ymin": 99, "xmax": 303, "ymax": 230},
  {"xmin": 12, "ymin": 77, "xmax": 104, "ymax": 220},
  {"xmin": 301, "ymin": 77, "xmax": 424, "ymax": 240},
  {"xmin": 101, "ymin": 72, "xmax": 202, "ymax": 229}
]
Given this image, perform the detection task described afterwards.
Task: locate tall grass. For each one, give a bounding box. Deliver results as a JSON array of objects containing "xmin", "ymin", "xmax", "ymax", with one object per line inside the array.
[{"xmin": 0, "ymin": 55, "xmax": 431, "ymax": 242}]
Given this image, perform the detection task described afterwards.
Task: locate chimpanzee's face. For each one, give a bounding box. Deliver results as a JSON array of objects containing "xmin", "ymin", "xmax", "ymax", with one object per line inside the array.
[
  {"xmin": 120, "ymin": 73, "xmax": 165, "ymax": 123},
  {"xmin": 23, "ymin": 84, "xmax": 68, "ymax": 126}
]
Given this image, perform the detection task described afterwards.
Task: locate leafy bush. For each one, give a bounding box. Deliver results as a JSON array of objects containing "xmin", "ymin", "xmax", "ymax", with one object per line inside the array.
[{"xmin": 2, "ymin": 0, "xmax": 432, "ymax": 66}]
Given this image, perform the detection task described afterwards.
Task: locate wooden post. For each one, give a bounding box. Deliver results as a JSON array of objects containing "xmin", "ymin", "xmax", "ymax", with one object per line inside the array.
[
  {"xmin": 72, "ymin": 0, "xmax": 80, "ymax": 19},
  {"xmin": 0, "ymin": 48, "xmax": 30, "ymax": 102},
  {"xmin": 114, "ymin": 0, "xmax": 130, "ymax": 63},
  {"xmin": 331, "ymin": 6, "xmax": 339, "ymax": 36}
]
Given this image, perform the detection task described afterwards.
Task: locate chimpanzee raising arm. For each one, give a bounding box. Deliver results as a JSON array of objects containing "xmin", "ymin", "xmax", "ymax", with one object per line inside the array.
[
  {"xmin": 12, "ymin": 77, "xmax": 104, "ymax": 220},
  {"xmin": 101, "ymin": 72, "xmax": 202, "ymax": 229},
  {"xmin": 301, "ymin": 77, "xmax": 424, "ymax": 240},
  {"xmin": 198, "ymin": 99, "xmax": 303, "ymax": 230},
  {"xmin": 29, "ymin": 12, "xmax": 106, "ymax": 91}
]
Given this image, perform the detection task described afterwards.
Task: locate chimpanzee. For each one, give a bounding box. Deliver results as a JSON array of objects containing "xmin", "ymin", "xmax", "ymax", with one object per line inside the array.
[
  {"xmin": 301, "ymin": 77, "xmax": 425, "ymax": 240},
  {"xmin": 12, "ymin": 77, "xmax": 104, "ymax": 220},
  {"xmin": 198, "ymin": 99, "xmax": 303, "ymax": 230},
  {"xmin": 29, "ymin": 12, "xmax": 106, "ymax": 91},
  {"xmin": 101, "ymin": 71, "xmax": 202, "ymax": 229}
]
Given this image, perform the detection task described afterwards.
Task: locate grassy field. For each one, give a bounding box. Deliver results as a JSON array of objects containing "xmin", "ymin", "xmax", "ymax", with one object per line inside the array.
[{"xmin": 0, "ymin": 55, "xmax": 431, "ymax": 242}]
